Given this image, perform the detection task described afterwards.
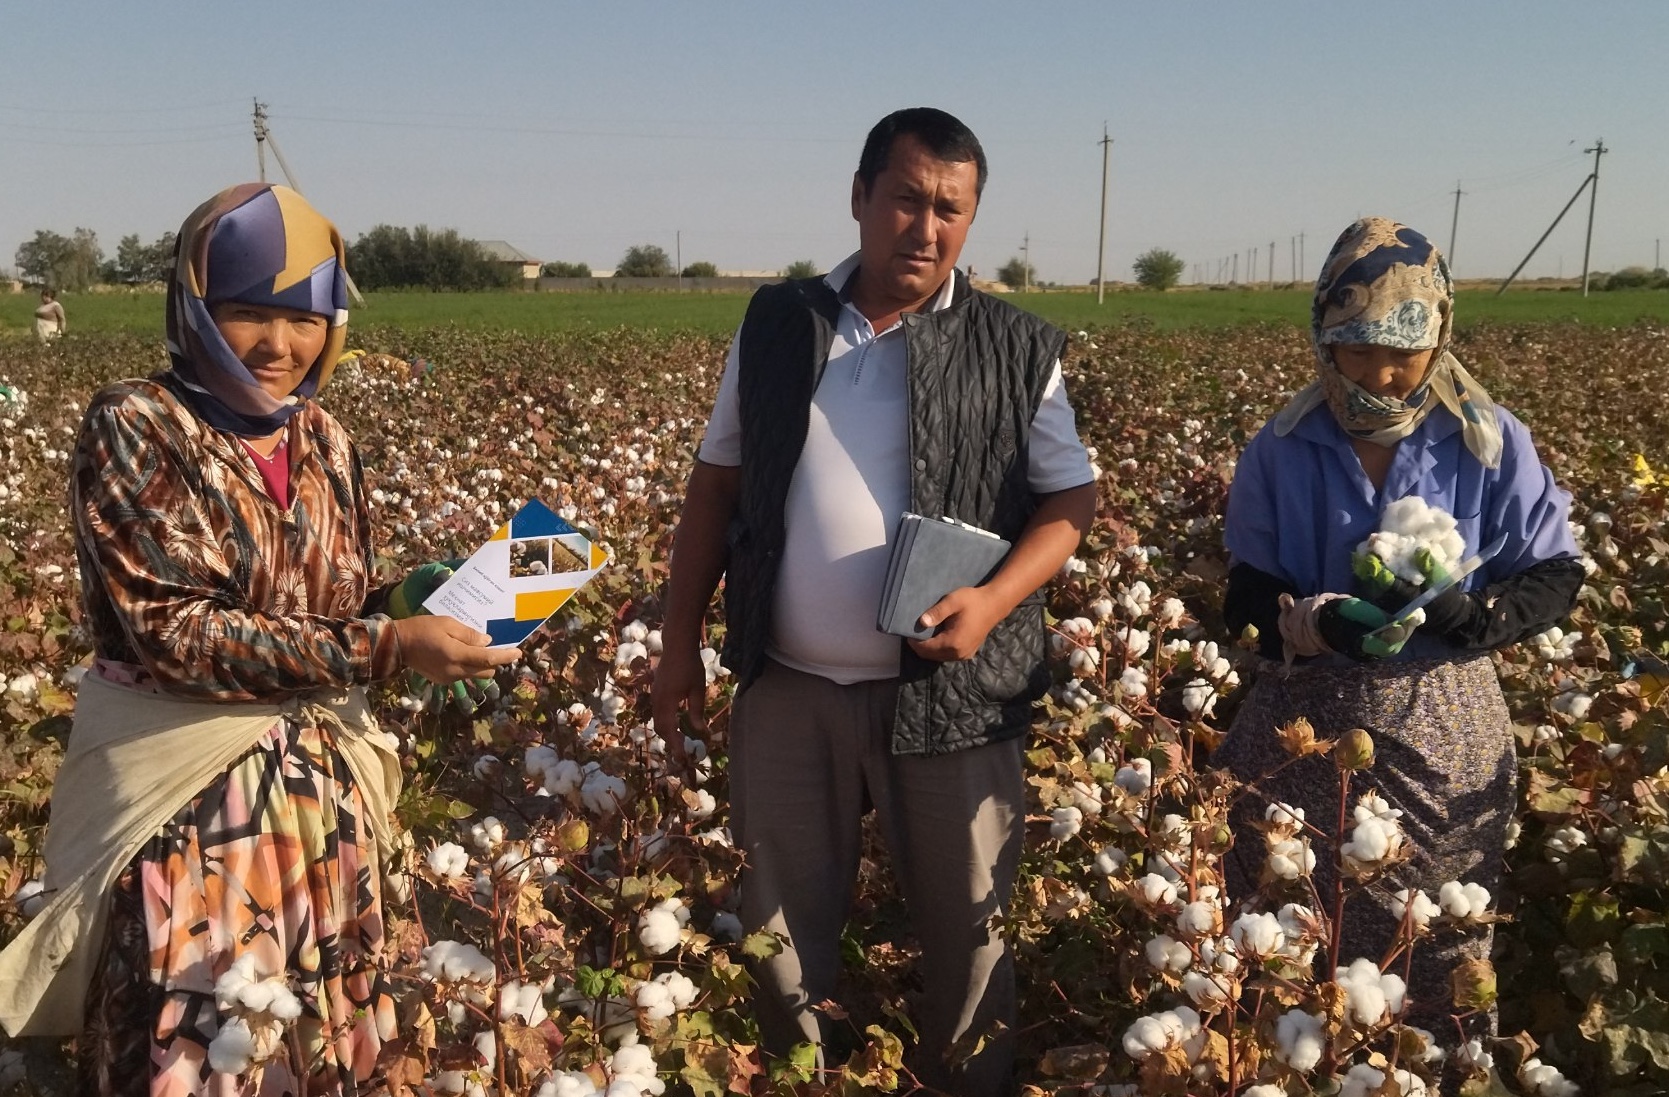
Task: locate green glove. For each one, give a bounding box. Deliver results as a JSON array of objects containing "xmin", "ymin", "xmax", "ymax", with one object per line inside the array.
[
  {"xmin": 388, "ymin": 558, "xmax": 490, "ymax": 713},
  {"xmin": 387, "ymin": 559, "xmax": 465, "ymax": 620},
  {"xmin": 1317, "ymin": 598, "xmax": 1410, "ymax": 661}
]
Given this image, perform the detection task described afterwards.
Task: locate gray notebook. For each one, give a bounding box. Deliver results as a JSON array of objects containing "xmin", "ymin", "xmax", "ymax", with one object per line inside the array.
[{"xmin": 877, "ymin": 513, "xmax": 1012, "ymax": 640}]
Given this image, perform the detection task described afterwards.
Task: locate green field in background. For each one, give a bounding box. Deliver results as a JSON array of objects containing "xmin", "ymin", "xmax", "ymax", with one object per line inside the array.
[{"xmin": 5, "ymin": 286, "xmax": 1667, "ymax": 338}]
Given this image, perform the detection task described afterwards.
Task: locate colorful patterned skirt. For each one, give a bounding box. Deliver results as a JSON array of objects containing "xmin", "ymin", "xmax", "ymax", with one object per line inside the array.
[
  {"xmin": 78, "ymin": 717, "xmax": 398, "ymax": 1096},
  {"xmin": 1211, "ymin": 654, "xmax": 1513, "ymax": 1039}
]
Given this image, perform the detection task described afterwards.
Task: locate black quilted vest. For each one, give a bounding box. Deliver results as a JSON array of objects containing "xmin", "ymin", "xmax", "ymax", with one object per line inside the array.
[{"xmin": 723, "ymin": 271, "xmax": 1066, "ymax": 755}]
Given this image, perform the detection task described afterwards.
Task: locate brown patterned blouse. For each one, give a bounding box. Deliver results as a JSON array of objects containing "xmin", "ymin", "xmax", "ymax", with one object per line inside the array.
[{"xmin": 71, "ymin": 374, "xmax": 402, "ymax": 702}]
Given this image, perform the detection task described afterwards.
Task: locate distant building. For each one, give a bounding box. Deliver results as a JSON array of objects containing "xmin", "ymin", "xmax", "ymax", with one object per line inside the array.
[{"xmin": 477, "ymin": 240, "xmax": 543, "ymax": 281}]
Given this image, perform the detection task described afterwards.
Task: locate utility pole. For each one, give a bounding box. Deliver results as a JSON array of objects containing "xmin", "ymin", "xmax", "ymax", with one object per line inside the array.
[
  {"xmin": 1268, "ymin": 241, "xmax": 1275, "ymax": 286},
  {"xmin": 1021, "ymin": 232, "xmax": 1031, "ymax": 292},
  {"xmin": 1290, "ymin": 236, "xmax": 1296, "ymax": 285},
  {"xmin": 253, "ymin": 99, "xmax": 269, "ymax": 183},
  {"xmin": 1299, "ymin": 232, "xmax": 1306, "ymax": 282},
  {"xmin": 1581, "ymin": 139, "xmax": 1607, "ymax": 297},
  {"xmin": 676, "ymin": 230, "xmax": 682, "ymax": 291},
  {"xmin": 251, "ymin": 99, "xmax": 363, "ymax": 305},
  {"xmin": 1448, "ymin": 181, "xmax": 1464, "ymax": 270},
  {"xmin": 1231, "ymin": 252, "xmax": 1238, "ymax": 284},
  {"xmin": 1096, "ymin": 125, "xmax": 1112, "ymax": 304}
]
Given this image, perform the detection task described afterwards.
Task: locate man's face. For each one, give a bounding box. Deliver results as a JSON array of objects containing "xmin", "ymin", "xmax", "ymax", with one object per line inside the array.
[{"xmin": 851, "ymin": 135, "xmax": 979, "ymax": 311}]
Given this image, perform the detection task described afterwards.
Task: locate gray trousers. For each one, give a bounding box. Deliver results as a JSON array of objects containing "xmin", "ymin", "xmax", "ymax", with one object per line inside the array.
[{"xmin": 729, "ymin": 659, "xmax": 1025, "ymax": 1097}]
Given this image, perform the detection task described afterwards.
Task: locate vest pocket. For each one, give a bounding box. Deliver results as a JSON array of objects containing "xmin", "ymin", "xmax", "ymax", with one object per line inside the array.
[{"xmin": 970, "ymin": 592, "xmax": 1050, "ymax": 705}]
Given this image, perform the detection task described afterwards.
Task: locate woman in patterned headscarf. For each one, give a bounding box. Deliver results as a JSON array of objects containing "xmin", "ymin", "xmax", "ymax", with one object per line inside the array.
[
  {"xmin": 0, "ymin": 184, "xmax": 518, "ymax": 1093},
  {"xmin": 1212, "ymin": 219, "xmax": 1583, "ymax": 1053}
]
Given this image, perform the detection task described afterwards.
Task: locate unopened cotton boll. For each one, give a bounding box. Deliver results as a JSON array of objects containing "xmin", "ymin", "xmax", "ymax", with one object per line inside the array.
[{"xmin": 1273, "ymin": 1009, "xmax": 1326, "ymax": 1071}]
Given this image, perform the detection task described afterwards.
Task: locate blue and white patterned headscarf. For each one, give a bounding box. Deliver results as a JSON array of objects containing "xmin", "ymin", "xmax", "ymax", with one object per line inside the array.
[{"xmin": 1275, "ymin": 217, "xmax": 1502, "ymax": 467}]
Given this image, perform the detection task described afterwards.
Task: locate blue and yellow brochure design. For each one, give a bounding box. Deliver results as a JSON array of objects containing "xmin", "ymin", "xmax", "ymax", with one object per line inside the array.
[{"xmin": 423, "ymin": 499, "xmax": 607, "ymax": 647}]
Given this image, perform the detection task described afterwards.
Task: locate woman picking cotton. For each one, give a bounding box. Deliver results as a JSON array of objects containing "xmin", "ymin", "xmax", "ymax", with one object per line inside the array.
[
  {"xmin": 0, "ymin": 184, "xmax": 517, "ymax": 1093},
  {"xmin": 1213, "ymin": 219, "xmax": 1582, "ymax": 1045}
]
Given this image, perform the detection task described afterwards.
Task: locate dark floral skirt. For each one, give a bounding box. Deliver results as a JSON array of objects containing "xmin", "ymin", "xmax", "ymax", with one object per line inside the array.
[
  {"xmin": 1212, "ymin": 654, "xmax": 1513, "ymax": 1040},
  {"xmin": 78, "ymin": 718, "xmax": 397, "ymax": 1096}
]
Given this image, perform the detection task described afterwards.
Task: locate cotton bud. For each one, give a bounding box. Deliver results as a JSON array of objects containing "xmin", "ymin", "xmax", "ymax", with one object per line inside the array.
[
  {"xmin": 1272, "ymin": 1009, "xmax": 1326, "ymax": 1072},
  {"xmin": 1335, "ymin": 728, "xmax": 1375, "ymax": 771},
  {"xmin": 1391, "ymin": 888, "xmax": 1440, "ymax": 931},
  {"xmin": 1450, "ymin": 957, "xmax": 1498, "ymax": 1011},
  {"xmin": 1145, "ymin": 934, "xmax": 1192, "ymax": 974}
]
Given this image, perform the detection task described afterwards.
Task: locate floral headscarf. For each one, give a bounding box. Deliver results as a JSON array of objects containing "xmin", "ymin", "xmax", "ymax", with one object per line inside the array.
[
  {"xmin": 1274, "ymin": 217, "xmax": 1502, "ymax": 468},
  {"xmin": 165, "ymin": 184, "xmax": 349, "ymax": 437}
]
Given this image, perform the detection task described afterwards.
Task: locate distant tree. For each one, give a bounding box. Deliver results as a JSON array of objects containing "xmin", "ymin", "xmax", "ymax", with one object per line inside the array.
[
  {"xmin": 15, "ymin": 228, "xmax": 104, "ymax": 291},
  {"xmin": 1133, "ymin": 247, "xmax": 1186, "ymax": 291},
  {"xmin": 780, "ymin": 259, "xmax": 821, "ymax": 279},
  {"xmin": 997, "ymin": 257, "xmax": 1035, "ymax": 290},
  {"xmin": 616, "ymin": 245, "xmax": 673, "ymax": 278},
  {"xmin": 144, "ymin": 231, "xmax": 177, "ymax": 282},
  {"xmin": 112, "ymin": 232, "xmax": 174, "ymax": 284},
  {"xmin": 680, "ymin": 261, "xmax": 719, "ymax": 278},
  {"xmin": 347, "ymin": 225, "xmax": 514, "ymax": 290},
  {"xmin": 115, "ymin": 234, "xmax": 147, "ymax": 284},
  {"xmin": 541, "ymin": 260, "xmax": 591, "ymax": 278}
]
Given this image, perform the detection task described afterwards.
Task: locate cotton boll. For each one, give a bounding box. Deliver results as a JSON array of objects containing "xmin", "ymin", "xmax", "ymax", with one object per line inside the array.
[
  {"xmin": 1457, "ymin": 1038, "xmax": 1494, "ymax": 1074},
  {"xmin": 1521, "ymin": 1058, "xmax": 1580, "ymax": 1097},
  {"xmin": 1145, "ymin": 934, "xmax": 1192, "ymax": 974},
  {"xmin": 1132, "ymin": 873, "xmax": 1179, "ymax": 910},
  {"xmin": 498, "ymin": 979, "xmax": 550, "ymax": 1025},
  {"xmin": 13, "ymin": 879, "xmax": 46, "ymax": 919},
  {"xmin": 1050, "ymin": 806, "xmax": 1084, "ymax": 841},
  {"xmin": 637, "ymin": 898, "xmax": 687, "ymax": 956},
  {"xmin": 1334, "ymin": 957, "xmax": 1407, "ymax": 1026},
  {"xmin": 1273, "ymin": 1009, "xmax": 1326, "ymax": 1072},
  {"xmin": 1437, "ymin": 881, "xmax": 1492, "ymax": 921},
  {"xmin": 427, "ymin": 841, "xmax": 471, "ymax": 880},
  {"xmin": 1175, "ymin": 899, "xmax": 1219, "ymax": 938},
  {"xmin": 1265, "ymin": 837, "xmax": 1315, "ymax": 881},
  {"xmin": 1181, "ymin": 970, "xmax": 1233, "ymax": 1012},
  {"xmin": 1391, "ymin": 888, "xmax": 1440, "ymax": 930},
  {"xmin": 1113, "ymin": 758, "xmax": 1152, "ymax": 796},
  {"xmin": 468, "ymin": 816, "xmax": 506, "ymax": 853},
  {"xmin": 1229, "ymin": 912, "xmax": 1286, "ymax": 960},
  {"xmin": 1092, "ymin": 845, "xmax": 1128, "ymax": 877},
  {"xmin": 206, "ymin": 1016, "xmax": 259, "ymax": 1074},
  {"xmin": 1180, "ymin": 678, "xmax": 1217, "ymax": 717}
]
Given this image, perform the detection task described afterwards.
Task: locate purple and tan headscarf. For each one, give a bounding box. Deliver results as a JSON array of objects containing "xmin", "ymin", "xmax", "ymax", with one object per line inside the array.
[
  {"xmin": 165, "ymin": 183, "xmax": 349, "ymax": 437},
  {"xmin": 1274, "ymin": 217, "xmax": 1502, "ymax": 468}
]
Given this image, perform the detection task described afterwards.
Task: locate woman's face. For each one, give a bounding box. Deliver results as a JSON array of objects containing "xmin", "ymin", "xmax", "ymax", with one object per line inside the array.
[
  {"xmin": 210, "ymin": 302, "xmax": 329, "ymax": 400},
  {"xmin": 1331, "ymin": 344, "xmax": 1436, "ymax": 401}
]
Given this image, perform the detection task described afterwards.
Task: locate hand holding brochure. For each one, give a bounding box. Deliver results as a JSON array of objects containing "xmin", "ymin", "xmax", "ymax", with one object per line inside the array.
[
  {"xmin": 877, "ymin": 513, "xmax": 1011, "ymax": 640},
  {"xmin": 424, "ymin": 499, "xmax": 608, "ymax": 647}
]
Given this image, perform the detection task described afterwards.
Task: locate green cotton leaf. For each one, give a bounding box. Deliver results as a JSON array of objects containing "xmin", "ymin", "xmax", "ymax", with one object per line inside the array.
[
  {"xmin": 740, "ymin": 930, "xmax": 783, "ymax": 961},
  {"xmin": 1557, "ymin": 945, "xmax": 1618, "ymax": 1001},
  {"xmin": 1566, "ymin": 891, "xmax": 1623, "ymax": 948},
  {"xmin": 574, "ymin": 965, "xmax": 620, "ymax": 1000},
  {"xmin": 444, "ymin": 798, "xmax": 475, "ymax": 820}
]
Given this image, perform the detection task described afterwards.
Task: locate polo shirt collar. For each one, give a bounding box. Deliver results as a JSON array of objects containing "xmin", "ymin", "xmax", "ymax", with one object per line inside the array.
[{"xmin": 824, "ymin": 251, "xmax": 960, "ymax": 314}]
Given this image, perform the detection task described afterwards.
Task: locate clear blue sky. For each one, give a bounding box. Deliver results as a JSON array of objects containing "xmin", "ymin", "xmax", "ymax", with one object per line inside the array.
[{"xmin": 4, "ymin": 1, "xmax": 1666, "ymax": 285}]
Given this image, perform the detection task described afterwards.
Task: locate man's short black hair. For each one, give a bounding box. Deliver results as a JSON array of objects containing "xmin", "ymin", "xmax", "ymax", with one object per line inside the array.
[{"xmin": 856, "ymin": 107, "xmax": 987, "ymax": 199}]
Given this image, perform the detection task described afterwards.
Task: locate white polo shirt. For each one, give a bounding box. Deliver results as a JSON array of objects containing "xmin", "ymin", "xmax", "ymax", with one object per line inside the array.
[{"xmin": 698, "ymin": 253, "xmax": 1094, "ymax": 684}]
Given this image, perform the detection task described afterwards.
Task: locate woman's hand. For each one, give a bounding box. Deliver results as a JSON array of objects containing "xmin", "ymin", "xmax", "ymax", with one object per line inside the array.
[{"xmin": 392, "ymin": 615, "xmax": 521, "ymax": 684}]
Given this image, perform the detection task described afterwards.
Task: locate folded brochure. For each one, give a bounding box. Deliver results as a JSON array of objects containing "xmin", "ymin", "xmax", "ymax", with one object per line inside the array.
[
  {"xmin": 423, "ymin": 499, "xmax": 608, "ymax": 647},
  {"xmin": 877, "ymin": 513, "xmax": 1011, "ymax": 640}
]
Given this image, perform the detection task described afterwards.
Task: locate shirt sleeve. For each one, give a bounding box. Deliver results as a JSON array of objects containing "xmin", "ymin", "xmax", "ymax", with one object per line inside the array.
[
  {"xmin": 695, "ymin": 329, "xmax": 743, "ymax": 467},
  {"xmin": 1223, "ymin": 425, "xmax": 1291, "ymax": 581},
  {"xmin": 1027, "ymin": 359, "xmax": 1096, "ymax": 493},
  {"xmin": 1481, "ymin": 407, "xmax": 1581, "ymax": 583},
  {"xmin": 73, "ymin": 399, "xmax": 401, "ymax": 701}
]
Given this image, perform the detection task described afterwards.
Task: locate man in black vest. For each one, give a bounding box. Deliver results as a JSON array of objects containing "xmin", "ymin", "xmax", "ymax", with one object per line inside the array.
[{"xmin": 653, "ymin": 107, "xmax": 1096, "ymax": 1096}]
